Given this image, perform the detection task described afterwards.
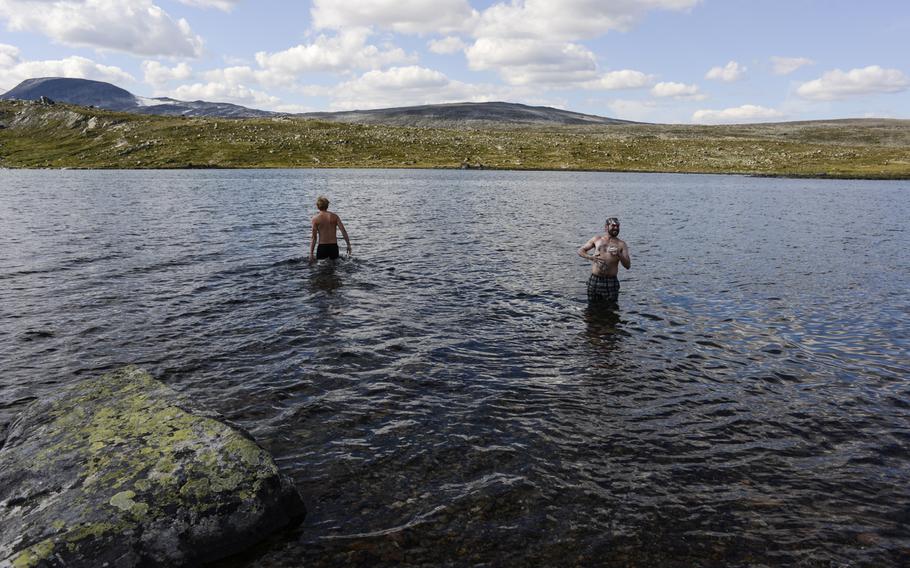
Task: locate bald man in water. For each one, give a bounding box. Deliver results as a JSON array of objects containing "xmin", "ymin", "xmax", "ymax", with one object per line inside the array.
[
  {"xmin": 309, "ymin": 195, "xmax": 351, "ymax": 262},
  {"xmin": 578, "ymin": 217, "xmax": 631, "ymax": 303}
]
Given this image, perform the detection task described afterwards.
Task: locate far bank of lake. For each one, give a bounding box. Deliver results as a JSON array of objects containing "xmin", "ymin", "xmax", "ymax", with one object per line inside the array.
[{"xmin": 2, "ymin": 100, "xmax": 909, "ymax": 179}]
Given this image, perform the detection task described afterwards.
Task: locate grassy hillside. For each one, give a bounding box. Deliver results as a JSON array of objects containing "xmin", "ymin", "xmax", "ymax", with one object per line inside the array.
[{"xmin": 2, "ymin": 100, "xmax": 909, "ymax": 178}]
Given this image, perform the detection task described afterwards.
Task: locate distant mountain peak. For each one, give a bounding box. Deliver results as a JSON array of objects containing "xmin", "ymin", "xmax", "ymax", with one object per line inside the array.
[
  {"xmin": 2, "ymin": 77, "xmax": 136, "ymax": 109},
  {"xmin": 1, "ymin": 77, "xmax": 275, "ymax": 118}
]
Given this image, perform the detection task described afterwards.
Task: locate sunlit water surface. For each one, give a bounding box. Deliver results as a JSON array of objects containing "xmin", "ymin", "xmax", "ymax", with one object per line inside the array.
[{"xmin": 1, "ymin": 169, "xmax": 908, "ymax": 566}]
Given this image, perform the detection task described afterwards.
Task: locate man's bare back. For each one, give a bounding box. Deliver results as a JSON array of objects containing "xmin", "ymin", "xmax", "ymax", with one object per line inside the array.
[
  {"xmin": 309, "ymin": 196, "xmax": 351, "ymax": 262},
  {"xmin": 312, "ymin": 211, "xmax": 342, "ymax": 244}
]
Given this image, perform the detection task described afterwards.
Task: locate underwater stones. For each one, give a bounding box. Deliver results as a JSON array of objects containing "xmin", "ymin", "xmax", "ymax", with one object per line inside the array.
[{"xmin": 0, "ymin": 366, "xmax": 305, "ymax": 567}]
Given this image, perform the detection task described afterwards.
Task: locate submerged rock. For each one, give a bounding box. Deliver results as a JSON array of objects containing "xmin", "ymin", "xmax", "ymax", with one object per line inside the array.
[{"xmin": 0, "ymin": 366, "xmax": 305, "ymax": 567}]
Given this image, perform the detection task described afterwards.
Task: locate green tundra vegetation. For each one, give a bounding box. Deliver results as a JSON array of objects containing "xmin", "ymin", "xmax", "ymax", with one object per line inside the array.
[{"xmin": 1, "ymin": 100, "xmax": 908, "ymax": 178}]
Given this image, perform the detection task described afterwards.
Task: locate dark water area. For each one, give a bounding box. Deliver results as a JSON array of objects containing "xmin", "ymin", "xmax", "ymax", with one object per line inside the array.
[{"xmin": 1, "ymin": 169, "xmax": 908, "ymax": 566}]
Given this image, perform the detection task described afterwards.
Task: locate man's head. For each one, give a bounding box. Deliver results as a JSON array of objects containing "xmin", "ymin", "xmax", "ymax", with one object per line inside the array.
[
  {"xmin": 605, "ymin": 217, "xmax": 620, "ymax": 236},
  {"xmin": 316, "ymin": 196, "xmax": 329, "ymax": 211}
]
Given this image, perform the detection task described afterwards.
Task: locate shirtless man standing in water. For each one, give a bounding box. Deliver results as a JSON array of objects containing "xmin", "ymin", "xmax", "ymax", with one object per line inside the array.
[
  {"xmin": 309, "ymin": 196, "xmax": 351, "ymax": 262},
  {"xmin": 578, "ymin": 217, "xmax": 631, "ymax": 303}
]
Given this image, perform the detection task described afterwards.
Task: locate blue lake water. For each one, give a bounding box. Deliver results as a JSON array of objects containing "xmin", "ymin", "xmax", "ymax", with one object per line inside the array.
[{"xmin": 1, "ymin": 168, "xmax": 908, "ymax": 566}]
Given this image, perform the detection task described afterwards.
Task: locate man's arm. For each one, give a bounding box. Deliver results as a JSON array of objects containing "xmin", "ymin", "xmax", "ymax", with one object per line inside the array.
[
  {"xmin": 309, "ymin": 218, "xmax": 318, "ymax": 261},
  {"xmin": 619, "ymin": 243, "xmax": 631, "ymax": 270},
  {"xmin": 578, "ymin": 237, "xmax": 597, "ymax": 260},
  {"xmin": 336, "ymin": 216, "xmax": 351, "ymax": 255}
]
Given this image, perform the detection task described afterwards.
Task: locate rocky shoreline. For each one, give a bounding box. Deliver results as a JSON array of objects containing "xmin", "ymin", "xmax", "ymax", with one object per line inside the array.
[{"xmin": 0, "ymin": 367, "xmax": 305, "ymax": 567}]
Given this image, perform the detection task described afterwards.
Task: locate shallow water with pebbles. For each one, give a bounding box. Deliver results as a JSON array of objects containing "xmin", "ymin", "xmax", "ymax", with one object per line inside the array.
[{"xmin": 1, "ymin": 169, "xmax": 908, "ymax": 566}]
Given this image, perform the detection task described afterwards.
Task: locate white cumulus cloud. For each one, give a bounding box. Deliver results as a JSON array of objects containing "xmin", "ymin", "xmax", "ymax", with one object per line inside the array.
[
  {"xmin": 0, "ymin": 44, "xmax": 134, "ymax": 91},
  {"xmin": 171, "ymin": 30, "xmax": 421, "ymax": 104},
  {"xmin": 162, "ymin": 65, "xmax": 290, "ymax": 106},
  {"xmin": 0, "ymin": 43, "xmax": 18, "ymax": 69},
  {"xmin": 311, "ymin": 2, "xmax": 702, "ymax": 90},
  {"xmin": 796, "ymin": 65, "xmax": 910, "ymax": 101},
  {"xmin": 181, "ymin": 64, "xmax": 285, "ymax": 94},
  {"xmin": 464, "ymin": 1, "xmax": 699, "ymax": 88},
  {"xmin": 428, "ymin": 36, "xmax": 466, "ymax": 54},
  {"xmin": 771, "ymin": 56, "xmax": 813, "ymax": 75},
  {"xmin": 177, "ymin": 0, "xmax": 239, "ymax": 10},
  {"xmin": 466, "ymin": 37, "xmax": 597, "ymax": 85},
  {"xmin": 651, "ymin": 81, "xmax": 703, "ymax": 99},
  {"xmin": 168, "ymin": 81, "xmax": 279, "ymax": 107},
  {"xmin": 311, "ymin": 0, "xmax": 701, "ymax": 41},
  {"xmin": 312, "ymin": 0, "xmax": 477, "ymax": 35},
  {"xmin": 329, "ymin": 65, "xmax": 497, "ymax": 110},
  {"xmin": 607, "ymin": 99, "xmax": 659, "ymax": 122},
  {"xmin": 0, "ymin": 0, "xmax": 204, "ymax": 57},
  {"xmin": 142, "ymin": 61, "xmax": 193, "ymax": 89},
  {"xmin": 474, "ymin": 0, "xmax": 701, "ymax": 42},
  {"xmin": 692, "ymin": 104, "xmax": 784, "ymax": 124},
  {"xmin": 254, "ymin": 29, "xmax": 414, "ymax": 78},
  {"xmin": 202, "ymin": 65, "xmax": 258, "ymax": 85},
  {"xmin": 706, "ymin": 60, "xmax": 745, "ymax": 82},
  {"xmin": 584, "ymin": 70, "xmax": 654, "ymax": 91}
]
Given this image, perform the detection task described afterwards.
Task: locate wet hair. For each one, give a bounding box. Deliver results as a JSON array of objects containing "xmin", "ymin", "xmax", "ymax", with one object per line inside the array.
[
  {"xmin": 316, "ymin": 196, "xmax": 329, "ymax": 210},
  {"xmin": 605, "ymin": 217, "xmax": 620, "ymax": 226}
]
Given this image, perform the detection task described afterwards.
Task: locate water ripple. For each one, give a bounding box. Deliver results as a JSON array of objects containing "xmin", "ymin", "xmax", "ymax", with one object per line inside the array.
[{"xmin": 1, "ymin": 169, "xmax": 908, "ymax": 566}]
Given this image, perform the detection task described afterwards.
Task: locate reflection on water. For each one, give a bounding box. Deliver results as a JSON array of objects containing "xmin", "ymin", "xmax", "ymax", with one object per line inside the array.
[
  {"xmin": 583, "ymin": 304, "xmax": 626, "ymax": 353},
  {"xmin": 308, "ymin": 259, "xmax": 346, "ymax": 293},
  {"xmin": 1, "ymin": 169, "xmax": 908, "ymax": 566}
]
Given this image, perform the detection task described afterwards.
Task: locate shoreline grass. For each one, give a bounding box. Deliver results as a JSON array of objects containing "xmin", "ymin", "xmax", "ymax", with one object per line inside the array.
[{"xmin": 2, "ymin": 100, "xmax": 908, "ymax": 179}]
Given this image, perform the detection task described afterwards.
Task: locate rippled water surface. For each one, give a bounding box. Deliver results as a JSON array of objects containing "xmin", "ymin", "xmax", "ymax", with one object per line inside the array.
[{"xmin": 2, "ymin": 169, "xmax": 909, "ymax": 566}]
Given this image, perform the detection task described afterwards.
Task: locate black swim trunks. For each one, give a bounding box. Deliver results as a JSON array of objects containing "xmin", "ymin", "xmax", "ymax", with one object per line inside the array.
[
  {"xmin": 587, "ymin": 273, "xmax": 620, "ymax": 303},
  {"xmin": 316, "ymin": 243, "xmax": 340, "ymax": 259}
]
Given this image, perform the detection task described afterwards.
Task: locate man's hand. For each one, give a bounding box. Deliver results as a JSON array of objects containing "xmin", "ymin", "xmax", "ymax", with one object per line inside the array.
[{"xmin": 309, "ymin": 253, "xmax": 316, "ymax": 263}]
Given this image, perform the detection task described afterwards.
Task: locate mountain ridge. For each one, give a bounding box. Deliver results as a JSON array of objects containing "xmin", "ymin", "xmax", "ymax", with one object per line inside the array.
[
  {"xmin": 299, "ymin": 101, "xmax": 634, "ymax": 126},
  {"xmin": 1, "ymin": 77, "xmax": 634, "ymax": 126}
]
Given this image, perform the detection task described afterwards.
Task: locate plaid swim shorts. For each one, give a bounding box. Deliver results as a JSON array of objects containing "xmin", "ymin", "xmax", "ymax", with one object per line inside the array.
[{"xmin": 587, "ymin": 273, "xmax": 620, "ymax": 303}]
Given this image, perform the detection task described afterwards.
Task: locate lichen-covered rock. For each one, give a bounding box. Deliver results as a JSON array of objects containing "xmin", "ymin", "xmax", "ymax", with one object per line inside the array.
[{"xmin": 0, "ymin": 366, "xmax": 305, "ymax": 567}]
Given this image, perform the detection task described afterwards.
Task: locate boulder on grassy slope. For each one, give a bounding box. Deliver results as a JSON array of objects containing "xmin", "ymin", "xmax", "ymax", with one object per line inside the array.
[{"xmin": 0, "ymin": 366, "xmax": 305, "ymax": 567}]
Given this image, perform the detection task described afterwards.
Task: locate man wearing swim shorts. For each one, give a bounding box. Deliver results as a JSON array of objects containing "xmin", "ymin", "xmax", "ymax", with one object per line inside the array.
[
  {"xmin": 309, "ymin": 195, "xmax": 351, "ymax": 262},
  {"xmin": 578, "ymin": 217, "xmax": 631, "ymax": 304}
]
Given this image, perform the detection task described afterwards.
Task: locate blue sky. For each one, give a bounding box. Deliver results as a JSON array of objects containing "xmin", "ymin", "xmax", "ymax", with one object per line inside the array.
[{"xmin": 0, "ymin": 0, "xmax": 908, "ymax": 123}]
